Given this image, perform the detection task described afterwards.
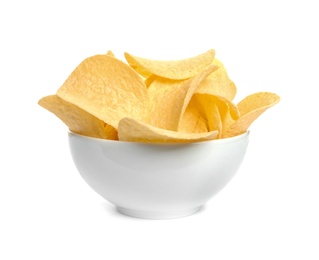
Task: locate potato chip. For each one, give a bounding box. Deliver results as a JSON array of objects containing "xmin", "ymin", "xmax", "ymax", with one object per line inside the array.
[
  {"xmin": 237, "ymin": 92, "xmax": 280, "ymax": 116},
  {"xmin": 147, "ymin": 64, "xmax": 217, "ymax": 131},
  {"xmin": 219, "ymin": 100, "xmax": 237, "ymax": 138},
  {"xmin": 193, "ymin": 57, "xmax": 239, "ymax": 136},
  {"xmin": 189, "ymin": 94, "xmax": 222, "ymax": 137},
  {"xmin": 196, "ymin": 58, "xmax": 237, "ymax": 100},
  {"xmin": 118, "ymin": 117, "xmax": 218, "ymax": 143},
  {"xmin": 223, "ymin": 92, "xmax": 280, "ymax": 137},
  {"xmin": 189, "ymin": 93, "xmax": 241, "ymax": 139},
  {"xmin": 124, "ymin": 49, "xmax": 215, "ymax": 80},
  {"xmin": 38, "ymin": 95, "xmax": 118, "ymax": 139},
  {"xmin": 56, "ymin": 54, "xmax": 150, "ymax": 129},
  {"xmin": 178, "ymin": 96, "xmax": 209, "ymax": 133}
]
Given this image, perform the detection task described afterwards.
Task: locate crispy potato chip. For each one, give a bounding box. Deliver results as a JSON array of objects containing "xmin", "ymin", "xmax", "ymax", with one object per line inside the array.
[
  {"xmin": 237, "ymin": 92, "xmax": 280, "ymax": 116},
  {"xmin": 57, "ymin": 55, "xmax": 150, "ymax": 129},
  {"xmin": 223, "ymin": 92, "xmax": 280, "ymax": 137},
  {"xmin": 196, "ymin": 58, "xmax": 237, "ymax": 100},
  {"xmin": 124, "ymin": 49, "xmax": 215, "ymax": 80},
  {"xmin": 178, "ymin": 96, "xmax": 208, "ymax": 133},
  {"xmin": 191, "ymin": 93, "xmax": 239, "ymax": 137},
  {"xmin": 194, "ymin": 58, "xmax": 239, "ymax": 130},
  {"xmin": 219, "ymin": 101, "xmax": 237, "ymax": 138},
  {"xmin": 38, "ymin": 95, "xmax": 118, "ymax": 139},
  {"xmin": 189, "ymin": 94, "xmax": 222, "ymax": 138},
  {"xmin": 185, "ymin": 93, "xmax": 240, "ymax": 139},
  {"xmin": 214, "ymin": 96, "xmax": 240, "ymax": 121},
  {"xmin": 147, "ymin": 64, "xmax": 217, "ymax": 131},
  {"xmin": 118, "ymin": 117, "xmax": 218, "ymax": 143}
]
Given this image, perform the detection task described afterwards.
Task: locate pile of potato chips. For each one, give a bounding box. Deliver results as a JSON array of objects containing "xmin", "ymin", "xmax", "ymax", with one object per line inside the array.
[{"xmin": 38, "ymin": 49, "xmax": 280, "ymax": 143}]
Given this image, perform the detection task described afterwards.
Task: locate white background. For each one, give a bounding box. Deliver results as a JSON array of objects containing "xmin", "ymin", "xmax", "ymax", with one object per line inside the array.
[{"xmin": 1, "ymin": 1, "xmax": 318, "ymax": 259}]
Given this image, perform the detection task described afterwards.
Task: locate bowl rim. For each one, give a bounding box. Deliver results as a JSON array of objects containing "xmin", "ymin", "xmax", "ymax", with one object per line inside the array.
[{"xmin": 68, "ymin": 130, "xmax": 250, "ymax": 146}]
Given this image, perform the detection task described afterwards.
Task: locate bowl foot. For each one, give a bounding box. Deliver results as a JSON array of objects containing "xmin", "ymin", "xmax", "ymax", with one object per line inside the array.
[{"xmin": 116, "ymin": 206, "xmax": 202, "ymax": 219}]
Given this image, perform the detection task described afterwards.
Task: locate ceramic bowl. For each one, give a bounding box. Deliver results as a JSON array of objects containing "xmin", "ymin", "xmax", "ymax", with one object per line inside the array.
[{"xmin": 68, "ymin": 131, "xmax": 249, "ymax": 219}]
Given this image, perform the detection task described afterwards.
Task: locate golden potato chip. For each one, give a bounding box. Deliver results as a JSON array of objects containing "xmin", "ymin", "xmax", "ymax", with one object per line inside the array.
[
  {"xmin": 189, "ymin": 93, "xmax": 239, "ymax": 137},
  {"xmin": 147, "ymin": 64, "xmax": 217, "ymax": 131},
  {"xmin": 237, "ymin": 92, "xmax": 280, "ymax": 116},
  {"xmin": 38, "ymin": 95, "xmax": 118, "ymax": 139},
  {"xmin": 189, "ymin": 94, "xmax": 222, "ymax": 138},
  {"xmin": 118, "ymin": 117, "xmax": 218, "ymax": 143},
  {"xmin": 223, "ymin": 92, "xmax": 280, "ymax": 137},
  {"xmin": 196, "ymin": 58, "xmax": 237, "ymax": 101},
  {"xmin": 178, "ymin": 96, "xmax": 208, "ymax": 133},
  {"xmin": 193, "ymin": 58, "xmax": 239, "ymax": 136},
  {"xmin": 56, "ymin": 54, "xmax": 150, "ymax": 129},
  {"xmin": 219, "ymin": 100, "xmax": 237, "ymax": 138},
  {"xmin": 124, "ymin": 49, "xmax": 215, "ymax": 80}
]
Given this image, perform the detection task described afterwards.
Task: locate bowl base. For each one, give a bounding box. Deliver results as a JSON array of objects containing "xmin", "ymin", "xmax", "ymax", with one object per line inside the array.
[{"xmin": 116, "ymin": 206, "xmax": 202, "ymax": 219}]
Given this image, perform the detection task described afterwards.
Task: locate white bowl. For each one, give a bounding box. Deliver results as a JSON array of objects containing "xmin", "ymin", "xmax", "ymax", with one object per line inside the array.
[{"xmin": 68, "ymin": 131, "xmax": 249, "ymax": 219}]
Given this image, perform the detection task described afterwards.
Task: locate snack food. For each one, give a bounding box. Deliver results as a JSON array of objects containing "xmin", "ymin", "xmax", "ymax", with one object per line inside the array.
[
  {"xmin": 38, "ymin": 95, "xmax": 118, "ymax": 139},
  {"xmin": 124, "ymin": 49, "xmax": 216, "ymax": 80},
  {"xmin": 118, "ymin": 117, "xmax": 218, "ymax": 143},
  {"xmin": 38, "ymin": 49, "xmax": 280, "ymax": 142}
]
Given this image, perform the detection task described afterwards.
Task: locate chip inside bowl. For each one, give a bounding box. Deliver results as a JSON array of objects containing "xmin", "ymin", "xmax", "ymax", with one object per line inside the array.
[
  {"xmin": 147, "ymin": 64, "xmax": 218, "ymax": 131},
  {"xmin": 56, "ymin": 54, "xmax": 150, "ymax": 130},
  {"xmin": 223, "ymin": 92, "xmax": 281, "ymax": 138},
  {"xmin": 38, "ymin": 49, "xmax": 280, "ymax": 143},
  {"xmin": 124, "ymin": 49, "xmax": 216, "ymax": 80},
  {"xmin": 38, "ymin": 95, "xmax": 118, "ymax": 139},
  {"xmin": 118, "ymin": 117, "xmax": 219, "ymax": 143}
]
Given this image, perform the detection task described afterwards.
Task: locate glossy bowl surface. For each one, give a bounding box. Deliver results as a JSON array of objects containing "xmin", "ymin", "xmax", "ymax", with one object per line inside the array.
[{"xmin": 68, "ymin": 131, "xmax": 249, "ymax": 219}]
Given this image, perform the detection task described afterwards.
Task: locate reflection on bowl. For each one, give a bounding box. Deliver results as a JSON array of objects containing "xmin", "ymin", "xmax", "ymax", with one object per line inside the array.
[{"xmin": 68, "ymin": 131, "xmax": 249, "ymax": 219}]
